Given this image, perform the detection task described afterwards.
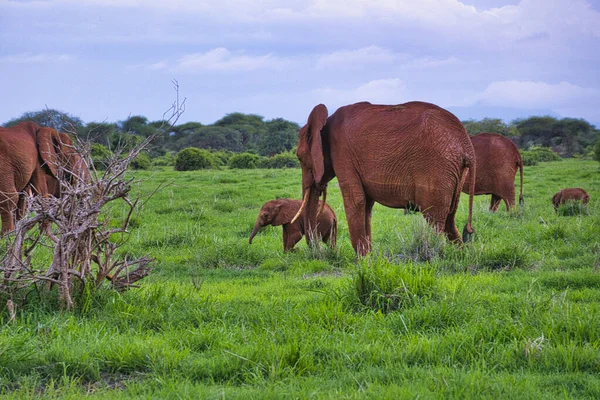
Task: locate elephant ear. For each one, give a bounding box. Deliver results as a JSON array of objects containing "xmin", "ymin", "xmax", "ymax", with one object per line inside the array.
[
  {"xmin": 37, "ymin": 127, "xmax": 61, "ymax": 178},
  {"xmin": 301, "ymin": 104, "xmax": 328, "ymax": 185}
]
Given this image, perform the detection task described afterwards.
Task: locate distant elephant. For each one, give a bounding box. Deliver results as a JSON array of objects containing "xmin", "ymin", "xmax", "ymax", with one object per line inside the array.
[
  {"xmin": 552, "ymin": 188, "xmax": 590, "ymax": 210},
  {"xmin": 463, "ymin": 132, "xmax": 524, "ymax": 211},
  {"xmin": 249, "ymin": 198, "xmax": 337, "ymax": 251},
  {"xmin": 0, "ymin": 122, "xmax": 89, "ymax": 234},
  {"xmin": 293, "ymin": 101, "xmax": 476, "ymax": 256}
]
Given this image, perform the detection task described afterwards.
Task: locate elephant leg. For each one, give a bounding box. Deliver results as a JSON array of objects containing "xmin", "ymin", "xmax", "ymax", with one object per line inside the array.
[
  {"xmin": 490, "ymin": 194, "xmax": 502, "ymax": 212},
  {"xmin": 444, "ymin": 210, "xmax": 461, "ymax": 242},
  {"xmin": 365, "ymin": 197, "xmax": 375, "ymax": 245},
  {"xmin": 0, "ymin": 190, "xmax": 19, "ymax": 235},
  {"xmin": 340, "ymin": 182, "xmax": 370, "ymax": 256},
  {"xmin": 283, "ymin": 226, "xmax": 303, "ymax": 252}
]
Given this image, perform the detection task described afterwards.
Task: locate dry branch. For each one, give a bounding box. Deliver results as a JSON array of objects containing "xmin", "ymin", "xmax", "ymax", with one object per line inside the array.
[{"xmin": 0, "ymin": 81, "xmax": 186, "ymax": 308}]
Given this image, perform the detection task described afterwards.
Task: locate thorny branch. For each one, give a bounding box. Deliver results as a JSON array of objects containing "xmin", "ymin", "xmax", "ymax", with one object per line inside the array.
[{"xmin": 0, "ymin": 81, "xmax": 186, "ymax": 309}]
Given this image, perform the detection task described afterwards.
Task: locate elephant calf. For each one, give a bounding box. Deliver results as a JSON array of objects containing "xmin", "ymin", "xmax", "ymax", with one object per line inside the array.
[
  {"xmin": 552, "ymin": 188, "xmax": 590, "ymax": 210},
  {"xmin": 249, "ymin": 198, "xmax": 337, "ymax": 251}
]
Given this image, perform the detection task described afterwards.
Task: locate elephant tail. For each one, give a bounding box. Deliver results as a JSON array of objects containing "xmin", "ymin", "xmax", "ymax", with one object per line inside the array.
[
  {"xmin": 517, "ymin": 157, "xmax": 524, "ymax": 207},
  {"xmin": 331, "ymin": 213, "xmax": 338, "ymax": 248},
  {"xmin": 462, "ymin": 155, "xmax": 475, "ymax": 243}
]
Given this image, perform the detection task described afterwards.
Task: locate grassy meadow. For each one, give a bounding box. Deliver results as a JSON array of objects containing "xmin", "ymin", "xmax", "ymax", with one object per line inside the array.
[{"xmin": 1, "ymin": 158, "xmax": 600, "ymax": 398}]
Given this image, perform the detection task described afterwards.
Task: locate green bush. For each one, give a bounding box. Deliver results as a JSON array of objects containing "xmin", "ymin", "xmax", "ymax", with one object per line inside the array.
[
  {"xmin": 594, "ymin": 138, "xmax": 600, "ymax": 163},
  {"xmin": 130, "ymin": 152, "xmax": 152, "ymax": 170},
  {"xmin": 521, "ymin": 146, "xmax": 562, "ymax": 166},
  {"xmin": 90, "ymin": 143, "xmax": 113, "ymax": 170},
  {"xmin": 174, "ymin": 147, "xmax": 215, "ymax": 171},
  {"xmin": 212, "ymin": 150, "xmax": 234, "ymax": 167},
  {"xmin": 229, "ymin": 152, "xmax": 260, "ymax": 169},
  {"xmin": 152, "ymin": 152, "xmax": 176, "ymax": 166},
  {"xmin": 257, "ymin": 151, "xmax": 299, "ymax": 169}
]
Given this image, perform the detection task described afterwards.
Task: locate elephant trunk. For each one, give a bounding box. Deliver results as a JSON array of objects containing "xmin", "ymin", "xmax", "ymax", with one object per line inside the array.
[
  {"xmin": 302, "ymin": 186, "xmax": 322, "ymax": 245},
  {"xmin": 248, "ymin": 221, "xmax": 262, "ymax": 244}
]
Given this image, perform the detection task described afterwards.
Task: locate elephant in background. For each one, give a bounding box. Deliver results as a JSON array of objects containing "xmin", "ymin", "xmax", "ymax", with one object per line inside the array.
[
  {"xmin": 0, "ymin": 122, "xmax": 89, "ymax": 234},
  {"xmin": 293, "ymin": 101, "xmax": 476, "ymax": 256},
  {"xmin": 463, "ymin": 132, "xmax": 524, "ymax": 211},
  {"xmin": 552, "ymin": 188, "xmax": 590, "ymax": 210},
  {"xmin": 249, "ymin": 198, "xmax": 337, "ymax": 251}
]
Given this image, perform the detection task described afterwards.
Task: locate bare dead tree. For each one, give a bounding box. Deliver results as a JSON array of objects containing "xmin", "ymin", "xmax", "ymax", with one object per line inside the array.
[{"xmin": 0, "ymin": 80, "xmax": 186, "ymax": 309}]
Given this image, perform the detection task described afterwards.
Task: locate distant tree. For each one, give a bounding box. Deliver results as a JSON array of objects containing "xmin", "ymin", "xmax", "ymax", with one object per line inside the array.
[
  {"xmin": 178, "ymin": 126, "xmax": 244, "ymax": 152},
  {"xmin": 462, "ymin": 118, "xmax": 510, "ymax": 136},
  {"xmin": 4, "ymin": 109, "xmax": 83, "ymax": 132},
  {"xmin": 258, "ymin": 118, "xmax": 299, "ymax": 156},
  {"xmin": 81, "ymin": 122, "xmax": 118, "ymax": 146},
  {"xmin": 513, "ymin": 116, "xmax": 597, "ymax": 156},
  {"xmin": 215, "ymin": 113, "xmax": 266, "ymax": 149},
  {"xmin": 121, "ymin": 115, "xmax": 157, "ymax": 137}
]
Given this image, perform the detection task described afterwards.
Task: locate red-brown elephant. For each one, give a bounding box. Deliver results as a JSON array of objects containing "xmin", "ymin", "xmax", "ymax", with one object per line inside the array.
[
  {"xmin": 0, "ymin": 122, "xmax": 88, "ymax": 234},
  {"xmin": 249, "ymin": 198, "xmax": 337, "ymax": 251},
  {"xmin": 293, "ymin": 101, "xmax": 476, "ymax": 256},
  {"xmin": 463, "ymin": 132, "xmax": 524, "ymax": 211},
  {"xmin": 552, "ymin": 188, "xmax": 590, "ymax": 210}
]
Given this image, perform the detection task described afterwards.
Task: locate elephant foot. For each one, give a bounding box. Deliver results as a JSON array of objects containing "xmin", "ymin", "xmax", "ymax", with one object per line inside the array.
[{"xmin": 462, "ymin": 224, "xmax": 474, "ymax": 243}]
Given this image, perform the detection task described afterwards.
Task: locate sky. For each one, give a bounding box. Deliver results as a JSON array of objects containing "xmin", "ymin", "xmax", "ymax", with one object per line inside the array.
[{"xmin": 1, "ymin": 0, "xmax": 600, "ymax": 127}]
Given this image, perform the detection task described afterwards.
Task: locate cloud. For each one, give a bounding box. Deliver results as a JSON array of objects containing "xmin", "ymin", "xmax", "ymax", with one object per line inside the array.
[
  {"xmin": 0, "ymin": 53, "xmax": 75, "ymax": 63},
  {"xmin": 314, "ymin": 78, "xmax": 407, "ymax": 107},
  {"xmin": 173, "ymin": 48, "xmax": 289, "ymax": 72},
  {"xmin": 316, "ymin": 46, "xmax": 396, "ymax": 69},
  {"xmin": 316, "ymin": 46, "xmax": 466, "ymax": 71},
  {"xmin": 474, "ymin": 80, "xmax": 599, "ymax": 109}
]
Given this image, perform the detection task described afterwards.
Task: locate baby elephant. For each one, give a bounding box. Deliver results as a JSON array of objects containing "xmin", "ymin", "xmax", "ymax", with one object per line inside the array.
[
  {"xmin": 249, "ymin": 198, "xmax": 337, "ymax": 251},
  {"xmin": 552, "ymin": 188, "xmax": 590, "ymax": 210}
]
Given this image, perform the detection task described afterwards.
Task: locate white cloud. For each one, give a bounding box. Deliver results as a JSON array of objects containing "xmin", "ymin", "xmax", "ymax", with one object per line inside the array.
[
  {"xmin": 0, "ymin": 53, "xmax": 75, "ymax": 63},
  {"xmin": 316, "ymin": 46, "xmax": 396, "ymax": 69},
  {"xmin": 316, "ymin": 46, "xmax": 466, "ymax": 71},
  {"xmin": 173, "ymin": 48, "xmax": 288, "ymax": 72},
  {"xmin": 314, "ymin": 78, "xmax": 407, "ymax": 107},
  {"xmin": 475, "ymin": 80, "xmax": 599, "ymax": 109}
]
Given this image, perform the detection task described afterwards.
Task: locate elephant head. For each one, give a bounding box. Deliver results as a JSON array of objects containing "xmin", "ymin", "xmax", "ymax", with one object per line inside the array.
[
  {"xmin": 37, "ymin": 128, "xmax": 90, "ymax": 193},
  {"xmin": 292, "ymin": 104, "xmax": 334, "ymax": 243},
  {"xmin": 249, "ymin": 199, "xmax": 297, "ymax": 244}
]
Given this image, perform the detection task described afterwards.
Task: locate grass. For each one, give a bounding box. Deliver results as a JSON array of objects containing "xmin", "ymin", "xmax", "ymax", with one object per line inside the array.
[{"xmin": 0, "ymin": 159, "xmax": 599, "ymax": 398}]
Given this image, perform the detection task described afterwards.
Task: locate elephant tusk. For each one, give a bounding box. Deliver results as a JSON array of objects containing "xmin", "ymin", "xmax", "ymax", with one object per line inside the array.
[
  {"xmin": 291, "ymin": 189, "xmax": 309, "ymax": 224},
  {"xmin": 317, "ymin": 186, "xmax": 327, "ymax": 218}
]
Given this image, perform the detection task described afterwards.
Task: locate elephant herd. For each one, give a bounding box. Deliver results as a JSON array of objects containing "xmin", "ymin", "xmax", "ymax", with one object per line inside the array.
[{"xmin": 0, "ymin": 102, "xmax": 591, "ymax": 257}]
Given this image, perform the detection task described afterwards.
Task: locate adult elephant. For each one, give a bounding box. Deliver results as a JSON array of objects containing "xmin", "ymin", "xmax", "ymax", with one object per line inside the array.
[
  {"xmin": 463, "ymin": 132, "xmax": 524, "ymax": 211},
  {"xmin": 0, "ymin": 122, "xmax": 88, "ymax": 234},
  {"xmin": 292, "ymin": 101, "xmax": 476, "ymax": 256}
]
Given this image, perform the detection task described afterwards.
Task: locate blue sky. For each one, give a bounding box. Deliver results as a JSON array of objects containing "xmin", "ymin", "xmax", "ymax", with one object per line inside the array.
[{"xmin": 1, "ymin": 0, "xmax": 599, "ymax": 127}]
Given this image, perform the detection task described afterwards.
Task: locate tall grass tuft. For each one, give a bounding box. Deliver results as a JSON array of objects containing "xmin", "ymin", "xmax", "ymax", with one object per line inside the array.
[
  {"xmin": 345, "ymin": 256, "xmax": 438, "ymax": 313},
  {"xmin": 390, "ymin": 218, "xmax": 448, "ymax": 262},
  {"xmin": 556, "ymin": 200, "xmax": 589, "ymax": 216}
]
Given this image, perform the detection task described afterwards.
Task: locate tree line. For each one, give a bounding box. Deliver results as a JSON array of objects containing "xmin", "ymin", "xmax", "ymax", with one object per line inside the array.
[{"xmin": 4, "ymin": 109, "xmax": 600, "ymax": 164}]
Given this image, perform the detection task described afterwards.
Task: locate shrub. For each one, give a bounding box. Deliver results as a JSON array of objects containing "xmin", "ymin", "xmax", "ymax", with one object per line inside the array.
[
  {"xmin": 212, "ymin": 150, "xmax": 234, "ymax": 167},
  {"xmin": 229, "ymin": 152, "xmax": 260, "ymax": 169},
  {"xmin": 152, "ymin": 152, "xmax": 176, "ymax": 166},
  {"xmin": 130, "ymin": 153, "xmax": 152, "ymax": 170},
  {"xmin": 257, "ymin": 152, "xmax": 299, "ymax": 169},
  {"xmin": 521, "ymin": 146, "xmax": 562, "ymax": 166},
  {"xmin": 346, "ymin": 258, "xmax": 437, "ymax": 313},
  {"xmin": 175, "ymin": 148, "xmax": 215, "ymax": 171},
  {"xmin": 594, "ymin": 138, "xmax": 600, "ymax": 163},
  {"xmin": 90, "ymin": 143, "xmax": 112, "ymax": 170}
]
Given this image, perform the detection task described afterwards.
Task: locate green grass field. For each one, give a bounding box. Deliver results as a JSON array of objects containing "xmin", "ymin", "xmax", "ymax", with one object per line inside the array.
[{"xmin": 1, "ymin": 159, "xmax": 599, "ymax": 399}]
